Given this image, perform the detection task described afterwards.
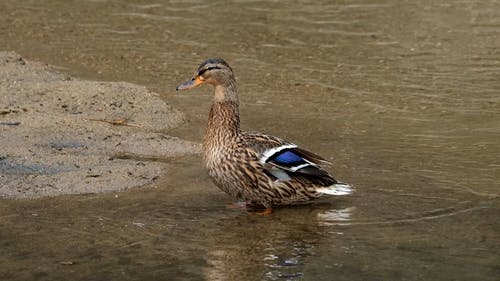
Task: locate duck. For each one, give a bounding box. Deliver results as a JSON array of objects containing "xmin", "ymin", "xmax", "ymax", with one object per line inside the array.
[{"xmin": 176, "ymin": 58, "xmax": 352, "ymax": 213}]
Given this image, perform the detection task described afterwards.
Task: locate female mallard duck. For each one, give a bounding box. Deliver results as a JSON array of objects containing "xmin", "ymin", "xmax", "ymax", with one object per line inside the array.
[{"xmin": 176, "ymin": 58, "xmax": 352, "ymax": 213}]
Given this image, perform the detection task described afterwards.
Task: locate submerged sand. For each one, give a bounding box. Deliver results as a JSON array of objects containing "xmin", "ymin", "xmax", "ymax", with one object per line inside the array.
[{"xmin": 0, "ymin": 51, "xmax": 200, "ymax": 199}]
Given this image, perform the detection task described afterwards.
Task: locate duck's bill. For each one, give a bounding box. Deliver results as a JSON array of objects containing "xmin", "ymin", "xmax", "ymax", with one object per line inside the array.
[{"xmin": 176, "ymin": 77, "xmax": 203, "ymax": 91}]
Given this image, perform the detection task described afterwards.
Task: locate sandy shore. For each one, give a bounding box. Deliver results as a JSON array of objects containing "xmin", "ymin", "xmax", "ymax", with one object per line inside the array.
[{"xmin": 0, "ymin": 51, "xmax": 200, "ymax": 199}]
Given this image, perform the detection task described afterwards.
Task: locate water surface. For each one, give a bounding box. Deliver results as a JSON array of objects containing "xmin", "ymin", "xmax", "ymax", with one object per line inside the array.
[{"xmin": 1, "ymin": 0, "xmax": 499, "ymax": 280}]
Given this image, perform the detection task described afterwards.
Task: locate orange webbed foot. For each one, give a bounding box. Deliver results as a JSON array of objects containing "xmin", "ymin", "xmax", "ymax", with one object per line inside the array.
[
  {"xmin": 248, "ymin": 207, "xmax": 273, "ymax": 216},
  {"xmin": 257, "ymin": 207, "xmax": 273, "ymax": 216}
]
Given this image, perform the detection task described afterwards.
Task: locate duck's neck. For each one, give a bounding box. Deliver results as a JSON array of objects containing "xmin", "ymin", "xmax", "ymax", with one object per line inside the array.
[
  {"xmin": 204, "ymin": 84, "xmax": 241, "ymax": 150},
  {"xmin": 214, "ymin": 81, "xmax": 238, "ymax": 103}
]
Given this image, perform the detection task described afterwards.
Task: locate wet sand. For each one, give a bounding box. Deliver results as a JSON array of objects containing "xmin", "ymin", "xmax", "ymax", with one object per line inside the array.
[{"xmin": 0, "ymin": 51, "xmax": 200, "ymax": 198}]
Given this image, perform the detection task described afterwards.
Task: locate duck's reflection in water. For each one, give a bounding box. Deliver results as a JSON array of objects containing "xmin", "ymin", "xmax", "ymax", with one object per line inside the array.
[{"xmin": 202, "ymin": 204, "xmax": 354, "ymax": 280}]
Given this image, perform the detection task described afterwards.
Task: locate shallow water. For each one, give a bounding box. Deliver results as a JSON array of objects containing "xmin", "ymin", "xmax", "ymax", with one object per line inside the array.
[{"xmin": 1, "ymin": 0, "xmax": 499, "ymax": 280}]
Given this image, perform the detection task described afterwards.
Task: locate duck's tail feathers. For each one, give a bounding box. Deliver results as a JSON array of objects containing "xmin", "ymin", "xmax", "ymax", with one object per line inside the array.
[{"xmin": 316, "ymin": 183, "xmax": 354, "ymax": 196}]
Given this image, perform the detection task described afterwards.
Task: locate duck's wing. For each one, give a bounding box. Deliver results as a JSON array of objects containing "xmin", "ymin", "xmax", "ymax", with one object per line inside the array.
[
  {"xmin": 240, "ymin": 132, "xmax": 353, "ymax": 196},
  {"xmin": 240, "ymin": 132, "xmax": 333, "ymax": 181}
]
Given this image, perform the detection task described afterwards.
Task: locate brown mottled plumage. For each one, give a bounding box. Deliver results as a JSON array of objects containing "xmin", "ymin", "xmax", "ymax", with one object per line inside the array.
[{"xmin": 176, "ymin": 58, "xmax": 352, "ymax": 209}]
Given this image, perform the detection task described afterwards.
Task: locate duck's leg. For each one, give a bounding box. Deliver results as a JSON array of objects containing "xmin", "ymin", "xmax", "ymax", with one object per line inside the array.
[
  {"xmin": 253, "ymin": 207, "xmax": 273, "ymax": 216},
  {"xmin": 245, "ymin": 202, "xmax": 273, "ymax": 215},
  {"xmin": 225, "ymin": 201, "xmax": 247, "ymax": 210},
  {"xmin": 225, "ymin": 202, "xmax": 272, "ymax": 215}
]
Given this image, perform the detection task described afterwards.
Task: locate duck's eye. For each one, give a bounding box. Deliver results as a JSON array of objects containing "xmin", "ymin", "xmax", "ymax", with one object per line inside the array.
[{"xmin": 198, "ymin": 66, "xmax": 221, "ymax": 76}]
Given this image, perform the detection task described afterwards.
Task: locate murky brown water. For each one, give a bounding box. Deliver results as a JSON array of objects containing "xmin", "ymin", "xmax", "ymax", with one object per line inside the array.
[{"xmin": 1, "ymin": 0, "xmax": 499, "ymax": 280}]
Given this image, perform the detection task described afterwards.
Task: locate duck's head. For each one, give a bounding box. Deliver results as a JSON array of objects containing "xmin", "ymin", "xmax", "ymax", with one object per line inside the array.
[{"xmin": 176, "ymin": 58, "xmax": 234, "ymax": 91}]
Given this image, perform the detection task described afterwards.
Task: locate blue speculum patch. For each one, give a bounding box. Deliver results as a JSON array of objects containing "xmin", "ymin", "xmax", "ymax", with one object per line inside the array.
[{"xmin": 273, "ymin": 150, "xmax": 305, "ymax": 165}]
